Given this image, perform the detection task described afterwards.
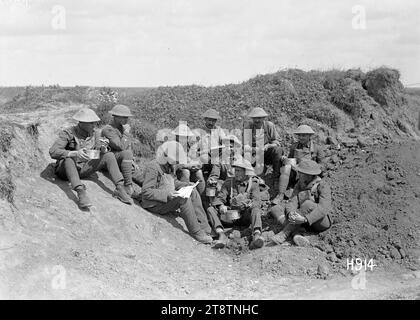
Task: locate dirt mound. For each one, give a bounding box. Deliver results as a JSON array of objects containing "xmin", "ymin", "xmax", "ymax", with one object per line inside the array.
[{"xmin": 365, "ymin": 68, "xmax": 406, "ymax": 108}]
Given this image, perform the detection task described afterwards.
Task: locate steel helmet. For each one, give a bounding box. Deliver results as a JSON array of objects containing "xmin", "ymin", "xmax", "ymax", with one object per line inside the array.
[
  {"xmin": 72, "ymin": 109, "xmax": 100, "ymax": 122},
  {"xmin": 108, "ymin": 104, "xmax": 133, "ymax": 117},
  {"xmin": 293, "ymin": 159, "xmax": 321, "ymax": 175},
  {"xmin": 294, "ymin": 125, "xmax": 315, "ymax": 135}
]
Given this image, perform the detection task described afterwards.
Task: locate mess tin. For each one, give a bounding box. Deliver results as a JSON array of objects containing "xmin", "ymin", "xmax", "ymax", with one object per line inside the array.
[
  {"xmin": 86, "ymin": 149, "xmax": 100, "ymax": 159},
  {"xmin": 225, "ymin": 209, "xmax": 240, "ymax": 221}
]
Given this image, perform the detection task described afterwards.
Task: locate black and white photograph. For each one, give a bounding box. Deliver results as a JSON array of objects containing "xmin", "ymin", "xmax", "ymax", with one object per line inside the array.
[{"xmin": 0, "ymin": 0, "xmax": 419, "ymax": 304}]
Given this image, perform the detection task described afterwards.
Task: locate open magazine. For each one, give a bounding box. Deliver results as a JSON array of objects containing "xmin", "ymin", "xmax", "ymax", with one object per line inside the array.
[{"xmin": 176, "ymin": 181, "xmax": 200, "ymax": 198}]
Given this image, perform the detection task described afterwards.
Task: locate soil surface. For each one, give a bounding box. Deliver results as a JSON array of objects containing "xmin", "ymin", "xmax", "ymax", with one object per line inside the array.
[{"xmin": 1, "ymin": 105, "xmax": 420, "ymax": 299}]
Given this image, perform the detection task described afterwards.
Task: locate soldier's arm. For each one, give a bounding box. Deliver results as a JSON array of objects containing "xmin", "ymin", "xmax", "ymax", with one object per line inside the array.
[
  {"xmin": 268, "ymin": 122, "xmax": 281, "ymax": 146},
  {"xmin": 101, "ymin": 126, "xmax": 130, "ymax": 151},
  {"xmin": 49, "ymin": 130, "xmax": 72, "ymax": 160},
  {"xmin": 305, "ymin": 182, "xmax": 332, "ymax": 225},
  {"xmin": 285, "ymin": 194, "xmax": 298, "ymax": 214},
  {"xmin": 141, "ymin": 165, "xmax": 170, "ymax": 203},
  {"xmin": 212, "ymin": 181, "xmax": 229, "ymax": 207}
]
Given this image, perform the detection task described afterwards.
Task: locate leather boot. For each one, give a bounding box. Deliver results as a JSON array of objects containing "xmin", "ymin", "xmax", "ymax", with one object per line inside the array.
[
  {"xmin": 75, "ymin": 185, "xmax": 92, "ymax": 209},
  {"xmin": 213, "ymin": 232, "xmax": 228, "ymax": 249},
  {"xmin": 193, "ymin": 230, "xmax": 213, "ymax": 244},
  {"xmin": 113, "ymin": 184, "xmax": 133, "ymax": 205},
  {"xmin": 271, "ymin": 222, "xmax": 299, "ymax": 245},
  {"xmin": 250, "ymin": 230, "xmax": 264, "ymax": 249},
  {"xmin": 124, "ymin": 184, "xmax": 134, "ymax": 197}
]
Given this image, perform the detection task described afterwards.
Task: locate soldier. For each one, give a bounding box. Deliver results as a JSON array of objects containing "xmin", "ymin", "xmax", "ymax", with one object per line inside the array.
[
  {"xmin": 101, "ymin": 104, "xmax": 136, "ymax": 196},
  {"xmin": 141, "ymin": 141, "xmax": 213, "ymax": 244},
  {"xmin": 172, "ymin": 122, "xmax": 206, "ymax": 194},
  {"xmin": 207, "ymin": 157, "xmax": 265, "ymax": 249},
  {"xmin": 49, "ymin": 108, "xmax": 132, "ymax": 209},
  {"xmin": 243, "ymin": 107, "xmax": 285, "ymax": 204},
  {"xmin": 193, "ymin": 109, "xmax": 226, "ymax": 184},
  {"xmin": 270, "ymin": 159, "xmax": 332, "ymax": 246},
  {"xmin": 278, "ymin": 124, "xmax": 326, "ymax": 198}
]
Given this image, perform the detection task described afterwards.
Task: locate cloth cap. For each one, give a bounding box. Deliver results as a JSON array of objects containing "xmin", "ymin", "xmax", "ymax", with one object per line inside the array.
[{"xmin": 156, "ymin": 141, "xmax": 188, "ymax": 165}]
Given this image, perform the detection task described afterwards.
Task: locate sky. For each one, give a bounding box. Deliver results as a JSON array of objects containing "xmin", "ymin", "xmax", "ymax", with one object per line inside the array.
[{"xmin": 0, "ymin": 0, "xmax": 419, "ymax": 87}]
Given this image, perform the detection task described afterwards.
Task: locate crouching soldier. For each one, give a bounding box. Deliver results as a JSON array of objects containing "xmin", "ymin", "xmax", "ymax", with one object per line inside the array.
[
  {"xmin": 101, "ymin": 104, "xmax": 139, "ymax": 196},
  {"xmin": 207, "ymin": 157, "xmax": 265, "ymax": 249},
  {"xmin": 49, "ymin": 109, "xmax": 132, "ymax": 209},
  {"xmin": 278, "ymin": 125, "xmax": 326, "ymax": 198},
  {"xmin": 141, "ymin": 141, "xmax": 213, "ymax": 244},
  {"xmin": 270, "ymin": 159, "xmax": 332, "ymax": 246}
]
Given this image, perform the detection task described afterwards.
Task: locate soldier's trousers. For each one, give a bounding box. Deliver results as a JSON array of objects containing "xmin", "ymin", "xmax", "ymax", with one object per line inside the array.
[
  {"xmin": 207, "ymin": 206, "xmax": 262, "ymax": 232},
  {"xmin": 55, "ymin": 153, "xmax": 124, "ymax": 190},
  {"xmin": 113, "ymin": 150, "xmax": 133, "ymax": 186},
  {"xmin": 147, "ymin": 189, "xmax": 211, "ymax": 236},
  {"xmin": 270, "ymin": 200, "xmax": 331, "ymax": 233}
]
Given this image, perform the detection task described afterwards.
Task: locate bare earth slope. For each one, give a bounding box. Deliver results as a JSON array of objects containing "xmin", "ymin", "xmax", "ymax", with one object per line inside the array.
[{"xmin": 1, "ymin": 104, "xmax": 419, "ymax": 299}]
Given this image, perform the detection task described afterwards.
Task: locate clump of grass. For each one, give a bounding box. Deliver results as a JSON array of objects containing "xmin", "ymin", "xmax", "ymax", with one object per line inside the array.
[
  {"xmin": 0, "ymin": 169, "xmax": 16, "ymax": 204},
  {"xmin": 27, "ymin": 121, "xmax": 40, "ymax": 137},
  {"xmin": 0, "ymin": 125, "xmax": 14, "ymax": 153},
  {"xmin": 130, "ymin": 118, "xmax": 158, "ymax": 158}
]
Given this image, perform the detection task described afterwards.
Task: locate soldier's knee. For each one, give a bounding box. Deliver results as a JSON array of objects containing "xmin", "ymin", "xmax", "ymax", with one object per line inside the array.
[{"xmin": 120, "ymin": 150, "xmax": 133, "ymax": 160}]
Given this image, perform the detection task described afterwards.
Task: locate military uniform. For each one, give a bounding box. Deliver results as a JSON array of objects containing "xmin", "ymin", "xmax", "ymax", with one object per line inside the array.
[
  {"xmin": 141, "ymin": 159, "xmax": 211, "ymax": 237},
  {"xmin": 50, "ymin": 125, "xmax": 124, "ymax": 190},
  {"xmin": 207, "ymin": 176, "xmax": 269, "ymax": 233},
  {"xmin": 285, "ymin": 176, "xmax": 332, "ymax": 232}
]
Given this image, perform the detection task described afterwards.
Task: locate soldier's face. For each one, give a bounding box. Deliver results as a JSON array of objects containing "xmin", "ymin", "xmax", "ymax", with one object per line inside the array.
[
  {"xmin": 204, "ymin": 118, "xmax": 217, "ymax": 129},
  {"xmin": 234, "ymin": 167, "xmax": 246, "ymax": 181},
  {"xmin": 114, "ymin": 116, "xmax": 129, "ymax": 126},
  {"xmin": 79, "ymin": 122, "xmax": 96, "ymax": 134},
  {"xmin": 296, "ymin": 134, "xmax": 312, "ymax": 145},
  {"xmin": 252, "ymin": 117, "xmax": 265, "ymax": 127}
]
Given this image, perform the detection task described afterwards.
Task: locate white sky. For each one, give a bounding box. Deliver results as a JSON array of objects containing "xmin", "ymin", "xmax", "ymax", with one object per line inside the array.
[{"xmin": 0, "ymin": 0, "xmax": 419, "ymax": 87}]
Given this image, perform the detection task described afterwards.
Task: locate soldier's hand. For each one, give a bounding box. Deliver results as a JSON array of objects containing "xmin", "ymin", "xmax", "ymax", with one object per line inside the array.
[
  {"xmin": 77, "ymin": 148, "xmax": 90, "ymax": 161},
  {"xmin": 219, "ymin": 205, "xmax": 228, "ymax": 214},
  {"xmin": 122, "ymin": 124, "xmax": 131, "ymax": 134},
  {"xmin": 288, "ymin": 211, "xmax": 307, "ymax": 225}
]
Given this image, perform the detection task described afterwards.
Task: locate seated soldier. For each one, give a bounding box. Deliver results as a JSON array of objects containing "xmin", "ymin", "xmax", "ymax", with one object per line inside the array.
[
  {"xmin": 242, "ymin": 107, "xmax": 285, "ymax": 204},
  {"xmin": 278, "ymin": 125, "xmax": 326, "ymax": 199},
  {"xmin": 49, "ymin": 108, "xmax": 132, "ymax": 209},
  {"xmin": 270, "ymin": 159, "xmax": 332, "ymax": 246},
  {"xmin": 172, "ymin": 122, "xmax": 206, "ymax": 195},
  {"xmin": 141, "ymin": 141, "xmax": 213, "ymax": 244},
  {"xmin": 101, "ymin": 104, "xmax": 136, "ymax": 196},
  {"xmin": 207, "ymin": 157, "xmax": 265, "ymax": 250}
]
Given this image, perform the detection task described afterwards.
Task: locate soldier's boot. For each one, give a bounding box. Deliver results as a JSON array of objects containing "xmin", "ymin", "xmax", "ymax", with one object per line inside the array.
[
  {"xmin": 124, "ymin": 183, "xmax": 134, "ymax": 197},
  {"xmin": 250, "ymin": 230, "xmax": 264, "ymax": 250},
  {"xmin": 113, "ymin": 183, "xmax": 133, "ymax": 205},
  {"xmin": 213, "ymin": 229, "xmax": 228, "ymax": 249},
  {"xmin": 193, "ymin": 230, "xmax": 213, "ymax": 244},
  {"xmin": 271, "ymin": 222, "xmax": 299, "ymax": 245},
  {"xmin": 75, "ymin": 185, "xmax": 92, "ymax": 209}
]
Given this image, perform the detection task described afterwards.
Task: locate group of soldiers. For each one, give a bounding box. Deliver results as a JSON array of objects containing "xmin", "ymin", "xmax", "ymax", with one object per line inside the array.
[{"xmin": 49, "ymin": 104, "xmax": 332, "ymax": 250}]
